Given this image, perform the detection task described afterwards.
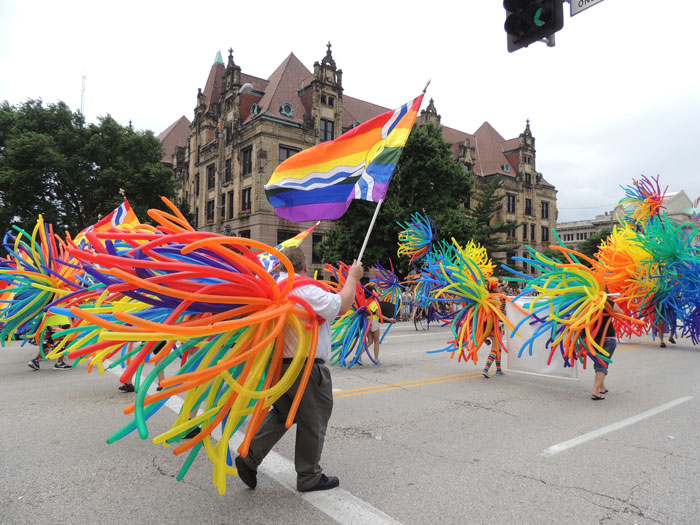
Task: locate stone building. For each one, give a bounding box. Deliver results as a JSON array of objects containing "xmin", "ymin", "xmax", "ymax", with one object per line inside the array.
[{"xmin": 161, "ymin": 45, "xmax": 558, "ymax": 274}]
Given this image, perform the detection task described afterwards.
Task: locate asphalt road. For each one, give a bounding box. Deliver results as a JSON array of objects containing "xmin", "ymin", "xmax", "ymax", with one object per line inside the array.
[{"xmin": 1, "ymin": 322, "xmax": 698, "ymax": 524}]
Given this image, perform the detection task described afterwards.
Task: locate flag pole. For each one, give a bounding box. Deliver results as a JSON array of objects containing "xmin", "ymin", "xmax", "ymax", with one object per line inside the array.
[{"xmin": 357, "ymin": 199, "xmax": 383, "ymax": 263}]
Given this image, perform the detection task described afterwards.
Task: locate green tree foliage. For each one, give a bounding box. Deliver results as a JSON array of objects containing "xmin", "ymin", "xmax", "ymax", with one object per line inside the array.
[
  {"xmin": 317, "ymin": 122, "xmax": 475, "ymax": 277},
  {"xmin": 468, "ymin": 175, "xmax": 520, "ymax": 271},
  {"xmin": 0, "ymin": 99, "xmax": 174, "ymax": 236}
]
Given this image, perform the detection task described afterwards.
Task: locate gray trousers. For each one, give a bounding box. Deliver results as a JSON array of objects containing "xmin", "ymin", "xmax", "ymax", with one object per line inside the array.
[{"xmin": 242, "ymin": 362, "xmax": 333, "ymax": 491}]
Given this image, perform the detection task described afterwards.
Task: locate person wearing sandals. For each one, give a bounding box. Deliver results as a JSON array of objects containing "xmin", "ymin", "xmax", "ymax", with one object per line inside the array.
[{"xmin": 591, "ymin": 294, "xmax": 623, "ymax": 401}]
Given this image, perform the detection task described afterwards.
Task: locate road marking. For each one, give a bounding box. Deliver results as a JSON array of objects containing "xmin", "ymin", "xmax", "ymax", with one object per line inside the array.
[
  {"xmin": 106, "ymin": 366, "xmax": 403, "ymax": 525},
  {"xmin": 334, "ymin": 372, "xmax": 482, "ymax": 398},
  {"xmin": 541, "ymin": 396, "xmax": 693, "ymax": 457}
]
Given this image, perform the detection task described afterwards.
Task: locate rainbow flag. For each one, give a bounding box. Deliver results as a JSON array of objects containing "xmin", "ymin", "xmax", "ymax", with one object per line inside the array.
[
  {"xmin": 73, "ymin": 198, "xmax": 140, "ymax": 245},
  {"xmin": 257, "ymin": 221, "xmax": 319, "ymax": 272},
  {"xmin": 265, "ymin": 94, "xmax": 424, "ymax": 222}
]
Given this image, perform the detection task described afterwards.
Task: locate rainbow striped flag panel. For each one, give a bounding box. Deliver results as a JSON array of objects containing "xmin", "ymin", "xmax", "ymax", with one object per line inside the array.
[
  {"xmin": 265, "ymin": 94, "xmax": 424, "ymax": 222},
  {"xmin": 257, "ymin": 221, "xmax": 319, "ymax": 272},
  {"xmin": 73, "ymin": 198, "xmax": 140, "ymax": 245}
]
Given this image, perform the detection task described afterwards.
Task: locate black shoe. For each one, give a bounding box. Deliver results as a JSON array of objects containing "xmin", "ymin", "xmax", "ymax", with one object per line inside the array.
[
  {"xmin": 669, "ymin": 336, "xmax": 676, "ymax": 344},
  {"xmin": 235, "ymin": 455, "xmax": 257, "ymax": 489},
  {"xmin": 660, "ymin": 342, "xmax": 666, "ymax": 348},
  {"xmin": 118, "ymin": 383, "xmax": 135, "ymax": 392},
  {"xmin": 299, "ymin": 474, "xmax": 339, "ymax": 492},
  {"xmin": 184, "ymin": 427, "xmax": 201, "ymax": 439}
]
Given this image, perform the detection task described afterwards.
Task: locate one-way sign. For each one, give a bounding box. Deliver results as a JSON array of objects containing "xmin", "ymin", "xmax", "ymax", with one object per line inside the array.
[{"xmin": 571, "ymin": 0, "xmax": 605, "ymax": 16}]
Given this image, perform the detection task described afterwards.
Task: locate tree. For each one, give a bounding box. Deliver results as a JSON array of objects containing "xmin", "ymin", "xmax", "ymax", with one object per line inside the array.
[
  {"xmin": 317, "ymin": 122, "xmax": 475, "ymax": 277},
  {"xmin": 0, "ymin": 99, "xmax": 175, "ymax": 236},
  {"xmin": 468, "ymin": 175, "xmax": 520, "ymax": 272}
]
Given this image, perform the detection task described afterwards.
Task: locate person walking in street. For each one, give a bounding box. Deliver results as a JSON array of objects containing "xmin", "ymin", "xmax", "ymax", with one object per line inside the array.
[
  {"xmin": 591, "ymin": 295, "xmax": 623, "ymax": 400},
  {"xmin": 235, "ymin": 247, "xmax": 363, "ymax": 492},
  {"xmin": 27, "ymin": 325, "xmax": 72, "ymax": 371}
]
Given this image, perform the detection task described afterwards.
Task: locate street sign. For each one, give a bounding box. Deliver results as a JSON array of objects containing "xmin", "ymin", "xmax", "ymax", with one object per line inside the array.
[{"xmin": 571, "ymin": 0, "xmax": 605, "ymax": 16}]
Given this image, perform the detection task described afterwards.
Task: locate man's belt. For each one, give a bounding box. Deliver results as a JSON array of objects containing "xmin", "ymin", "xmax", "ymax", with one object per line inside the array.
[{"xmin": 282, "ymin": 357, "xmax": 325, "ymax": 365}]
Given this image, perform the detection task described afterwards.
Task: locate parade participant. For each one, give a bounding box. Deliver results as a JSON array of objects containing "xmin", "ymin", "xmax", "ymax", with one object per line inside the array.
[
  {"xmin": 235, "ymin": 247, "xmax": 363, "ymax": 492},
  {"xmin": 28, "ymin": 325, "xmax": 72, "ymax": 371},
  {"xmin": 591, "ymin": 295, "xmax": 623, "ymax": 400},
  {"xmin": 366, "ymin": 283, "xmax": 395, "ymax": 365},
  {"xmin": 482, "ymin": 280, "xmax": 506, "ymax": 378}
]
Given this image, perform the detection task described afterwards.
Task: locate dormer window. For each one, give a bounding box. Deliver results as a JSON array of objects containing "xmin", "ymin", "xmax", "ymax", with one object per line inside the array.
[
  {"xmin": 280, "ymin": 102, "xmax": 294, "ymax": 117},
  {"xmin": 251, "ymin": 103, "xmax": 260, "ymax": 117},
  {"xmin": 502, "ymin": 163, "xmax": 510, "ymax": 173}
]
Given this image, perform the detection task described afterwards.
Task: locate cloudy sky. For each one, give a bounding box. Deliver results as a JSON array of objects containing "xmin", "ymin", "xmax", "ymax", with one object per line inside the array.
[{"xmin": 1, "ymin": 0, "xmax": 698, "ymax": 222}]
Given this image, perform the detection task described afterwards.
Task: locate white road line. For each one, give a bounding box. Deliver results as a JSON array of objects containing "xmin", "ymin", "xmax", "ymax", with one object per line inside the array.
[
  {"xmin": 542, "ymin": 396, "xmax": 693, "ymax": 457},
  {"xmin": 107, "ymin": 366, "xmax": 402, "ymax": 525}
]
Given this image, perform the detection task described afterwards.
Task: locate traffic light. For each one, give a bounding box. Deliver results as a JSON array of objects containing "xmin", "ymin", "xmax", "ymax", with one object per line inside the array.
[{"xmin": 504, "ymin": 0, "xmax": 564, "ymax": 53}]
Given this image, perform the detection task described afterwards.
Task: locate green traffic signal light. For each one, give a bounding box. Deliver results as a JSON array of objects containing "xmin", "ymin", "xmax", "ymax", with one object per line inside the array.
[
  {"xmin": 533, "ymin": 7, "xmax": 547, "ymax": 26},
  {"xmin": 504, "ymin": 0, "xmax": 564, "ymax": 52}
]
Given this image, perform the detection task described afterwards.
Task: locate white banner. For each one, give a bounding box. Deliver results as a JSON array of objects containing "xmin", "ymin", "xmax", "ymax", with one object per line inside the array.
[{"xmin": 504, "ymin": 298, "xmax": 578, "ymax": 380}]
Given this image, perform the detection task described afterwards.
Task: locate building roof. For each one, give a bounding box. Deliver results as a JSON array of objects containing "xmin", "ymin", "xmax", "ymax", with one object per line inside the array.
[
  {"xmin": 244, "ymin": 52, "xmax": 312, "ymax": 126},
  {"xmin": 472, "ymin": 122, "xmax": 512, "ymax": 178},
  {"xmin": 157, "ymin": 115, "xmax": 191, "ymax": 164},
  {"xmin": 164, "ymin": 50, "xmax": 542, "ymax": 179},
  {"xmin": 202, "ymin": 56, "xmax": 226, "ymax": 113}
]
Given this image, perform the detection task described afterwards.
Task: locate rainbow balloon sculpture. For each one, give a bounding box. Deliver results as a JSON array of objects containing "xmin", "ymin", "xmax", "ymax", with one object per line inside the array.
[{"xmin": 1, "ymin": 199, "xmax": 342, "ymax": 494}]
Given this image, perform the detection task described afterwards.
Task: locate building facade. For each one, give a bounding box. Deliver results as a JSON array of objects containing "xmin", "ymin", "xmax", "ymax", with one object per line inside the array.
[{"xmin": 161, "ymin": 45, "xmax": 558, "ymax": 274}]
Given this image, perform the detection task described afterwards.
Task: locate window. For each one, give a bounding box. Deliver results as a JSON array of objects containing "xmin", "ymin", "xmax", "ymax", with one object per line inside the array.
[
  {"xmin": 227, "ymin": 190, "xmax": 234, "ymax": 220},
  {"xmin": 194, "ymin": 174, "xmax": 200, "ymax": 196},
  {"xmin": 525, "ymin": 172, "xmax": 532, "ymax": 184},
  {"xmin": 321, "ymin": 94, "xmax": 327, "ymax": 104},
  {"xmin": 327, "ymin": 96, "xmax": 334, "ymax": 107},
  {"xmin": 241, "ymin": 147, "xmax": 252, "ymax": 176},
  {"xmin": 525, "ymin": 198, "xmax": 532, "ymax": 216},
  {"xmin": 523, "ymin": 223, "xmax": 528, "ymax": 240},
  {"xmin": 541, "ymin": 226, "xmax": 550, "ymax": 242},
  {"xmin": 508, "ymin": 228, "xmax": 516, "ymax": 239},
  {"xmin": 241, "ymin": 187, "xmax": 251, "ymax": 212},
  {"xmin": 279, "ymin": 145, "xmax": 300, "ymax": 164},
  {"xmin": 239, "ymin": 229, "xmax": 250, "ymax": 238},
  {"xmin": 280, "ymin": 102, "xmax": 294, "ymax": 117},
  {"xmin": 506, "ymin": 194, "xmax": 516, "ymax": 214},
  {"xmin": 207, "ymin": 164, "xmax": 215, "ymax": 190},
  {"xmin": 465, "ymin": 194, "xmax": 471, "ymax": 210},
  {"xmin": 206, "ymin": 199, "xmax": 215, "ymax": 222},
  {"xmin": 277, "ymin": 229, "xmax": 299, "ymax": 246},
  {"xmin": 506, "ymin": 252, "xmax": 515, "ymax": 267},
  {"xmin": 541, "ymin": 201, "xmax": 549, "ymax": 220},
  {"xmin": 225, "ymin": 158, "xmax": 231, "ymax": 182},
  {"xmin": 312, "ymin": 233, "xmax": 323, "ymax": 264},
  {"xmin": 194, "ymin": 207, "xmax": 199, "ymax": 229},
  {"xmin": 530, "ymin": 223, "xmax": 536, "ymax": 242},
  {"xmin": 320, "ymin": 118, "xmax": 334, "ymax": 142}
]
